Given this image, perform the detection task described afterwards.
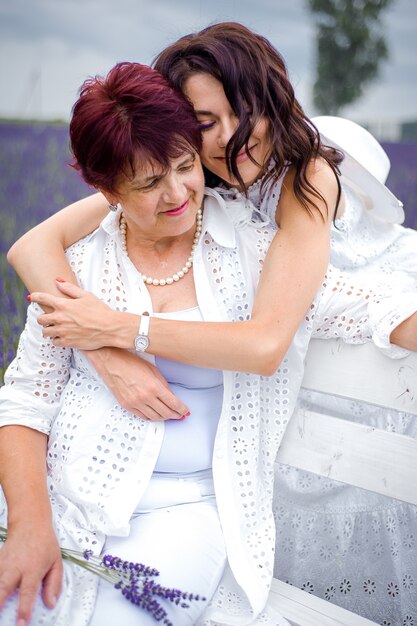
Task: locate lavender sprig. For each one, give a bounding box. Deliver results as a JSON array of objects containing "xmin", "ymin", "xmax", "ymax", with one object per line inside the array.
[{"xmin": 0, "ymin": 526, "xmax": 206, "ymax": 625}]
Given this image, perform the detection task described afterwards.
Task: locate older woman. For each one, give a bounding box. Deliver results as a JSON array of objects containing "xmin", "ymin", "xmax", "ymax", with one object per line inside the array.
[{"xmin": 2, "ymin": 62, "xmax": 417, "ymax": 626}]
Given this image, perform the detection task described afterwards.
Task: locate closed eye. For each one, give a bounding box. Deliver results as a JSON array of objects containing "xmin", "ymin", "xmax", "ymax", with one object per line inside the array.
[
  {"xmin": 178, "ymin": 163, "xmax": 194, "ymax": 173},
  {"xmin": 198, "ymin": 121, "xmax": 216, "ymax": 131},
  {"xmin": 140, "ymin": 178, "xmax": 161, "ymax": 191}
]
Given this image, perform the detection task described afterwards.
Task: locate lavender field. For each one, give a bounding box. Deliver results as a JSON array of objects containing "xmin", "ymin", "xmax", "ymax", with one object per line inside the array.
[
  {"xmin": 0, "ymin": 121, "xmax": 91, "ymax": 381},
  {"xmin": 0, "ymin": 121, "xmax": 417, "ymax": 382}
]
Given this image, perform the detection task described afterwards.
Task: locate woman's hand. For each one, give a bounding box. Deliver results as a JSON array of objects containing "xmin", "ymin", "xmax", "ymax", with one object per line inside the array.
[
  {"xmin": 30, "ymin": 281, "xmax": 130, "ymax": 351},
  {"xmin": 30, "ymin": 281, "xmax": 189, "ymax": 420},
  {"xmin": 0, "ymin": 520, "xmax": 63, "ymax": 625},
  {"xmin": 87, "ymin": 348, "xmax": 190, "ymax": 421}
]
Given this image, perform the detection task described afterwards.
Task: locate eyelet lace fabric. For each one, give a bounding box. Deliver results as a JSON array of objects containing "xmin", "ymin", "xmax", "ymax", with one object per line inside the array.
[
  {"xmin": 215, "ymin": 159, "xmax": 284, "ymax": 226},
  {"xmin": 273, "ymin": 395, "xmax": 417, "ymax": 625},
  {"xmin": 243, "ymin": 173, "xmax": 417, "ymax": 624},
  {"xmin": 0, "ymin": 190, "xmax": 416, "ymax": 625}
]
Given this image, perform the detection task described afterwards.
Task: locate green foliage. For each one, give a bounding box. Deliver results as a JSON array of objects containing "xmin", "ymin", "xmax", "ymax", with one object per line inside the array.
[
  {"xmin": 401, "ymin": 121, "xmax": 417, "ymax": 141},
  {"xmin": 308, "ymin": 0, "xmax": 393, "ymax": 114}
]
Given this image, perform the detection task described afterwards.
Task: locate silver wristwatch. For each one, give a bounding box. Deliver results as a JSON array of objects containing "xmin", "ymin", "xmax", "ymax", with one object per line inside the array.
[{"xmin": 134, "ymin": 313, "xmax": 150, "ymax": 352}]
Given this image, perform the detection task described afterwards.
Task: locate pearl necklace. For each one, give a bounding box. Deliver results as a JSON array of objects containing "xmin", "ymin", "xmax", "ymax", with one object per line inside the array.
[{"xmin": 119, "ymin": 207, "xmax": 203, "ymax": 286}]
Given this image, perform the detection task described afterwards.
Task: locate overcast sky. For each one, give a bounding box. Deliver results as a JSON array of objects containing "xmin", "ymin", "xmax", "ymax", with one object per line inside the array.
[{"xmin": 1, "ymin": 0, "xmax": 416, "ymax": 125}]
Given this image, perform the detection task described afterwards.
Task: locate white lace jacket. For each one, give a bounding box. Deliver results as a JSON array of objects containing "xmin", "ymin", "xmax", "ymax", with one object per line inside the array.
[{"xmin": 0, "ymin": 188, "xmax": 416, "ymax": 626}]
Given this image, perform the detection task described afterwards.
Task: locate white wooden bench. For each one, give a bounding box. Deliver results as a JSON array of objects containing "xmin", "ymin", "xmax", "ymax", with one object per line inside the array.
[{"xmin": 268, "ymin": 338, "xmax": 417, "ymax": 625}]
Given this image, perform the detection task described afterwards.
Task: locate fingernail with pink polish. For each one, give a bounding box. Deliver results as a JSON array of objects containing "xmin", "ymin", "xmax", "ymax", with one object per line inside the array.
[
  {"xmin": 26, "ymin": 294, "xmax": 31, "ymax": 302},
  {"xmin": 55, "ymin": 277, "xmax": 65, "ymax": 283}
]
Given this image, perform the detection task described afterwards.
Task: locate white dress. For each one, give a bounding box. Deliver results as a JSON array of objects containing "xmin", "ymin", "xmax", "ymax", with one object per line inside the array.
[{"xmin": 221, "ymin": 174, "xmax": 417, "ymax": 625}]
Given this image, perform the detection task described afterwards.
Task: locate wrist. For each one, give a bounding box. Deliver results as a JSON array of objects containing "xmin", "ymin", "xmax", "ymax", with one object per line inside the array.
[
  {"xmin": 82, "ymin": 312, "xmax": 140, "ymax": 353},
  {"xmin": 8, "ymin": 497, "xmax": 52, "ymax": 530},
  {"xmin": 111, "ymin": 312, "xmax": 141, "ymax": 349}
]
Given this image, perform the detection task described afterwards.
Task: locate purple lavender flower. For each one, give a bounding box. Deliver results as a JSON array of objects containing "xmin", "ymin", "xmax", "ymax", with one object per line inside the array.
[
  {"xmin": 58, "ymin": 546, "xmax": 206, "ymax": 626},
  {"xmin": 83, "ymin": 549, "xmax": 94, "ymax": 561},
  {"xmin": 95, "ymin": 552, "xmax": 205, "ymax": 625}
]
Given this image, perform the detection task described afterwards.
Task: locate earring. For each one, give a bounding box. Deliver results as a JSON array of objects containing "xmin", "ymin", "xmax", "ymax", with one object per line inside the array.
[{"xmin": 108, "ymin": 203, "xmax": 120, "ymax": 212}]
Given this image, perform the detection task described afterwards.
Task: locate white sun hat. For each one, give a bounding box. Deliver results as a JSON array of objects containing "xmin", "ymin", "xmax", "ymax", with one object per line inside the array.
[{"xmin": 311, "ymin": 115, "xmax": 404, "ymax": 224}]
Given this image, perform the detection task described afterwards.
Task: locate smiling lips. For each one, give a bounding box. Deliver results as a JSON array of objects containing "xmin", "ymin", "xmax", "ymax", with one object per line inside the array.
[
  {"xmin": 163, "ymin": 199, "xmax": 189, "ymax": 216},
  {"xmin": 215, "ymin": 144, "xmax": 257, "ymax": 163}
]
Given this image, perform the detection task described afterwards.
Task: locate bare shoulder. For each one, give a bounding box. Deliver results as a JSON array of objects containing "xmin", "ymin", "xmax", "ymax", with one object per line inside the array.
[
  {"xmin": 278, "ymin": 157, "xmax": 339, "ymax": 226},
  {"xmin": 307, "ymin": 156, "xmax": 339, "ymax": 190},
  {"xmin": 282, "ymin": 157, "xmax": 339, "ymax": 199}
]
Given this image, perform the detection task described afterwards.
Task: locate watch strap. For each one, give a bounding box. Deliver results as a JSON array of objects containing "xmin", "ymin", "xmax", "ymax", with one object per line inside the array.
[
  {"xmin": 139, "ymin": 313, "xmax": 150, "ymax": 337},
  {"xmin": 134, "ymin": 313, "xmax": 151, "ymax": 352}
]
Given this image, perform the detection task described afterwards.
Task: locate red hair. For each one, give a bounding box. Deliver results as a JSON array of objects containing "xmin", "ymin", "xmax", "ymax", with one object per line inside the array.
[{"xmin": 70, "ymin": 62, "xmax": 202, "ymax": 193}]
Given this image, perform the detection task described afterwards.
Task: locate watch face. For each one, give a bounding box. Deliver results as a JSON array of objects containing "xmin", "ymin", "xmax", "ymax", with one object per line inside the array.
[{"xmin": 134, "ymin": 334, "xmax": 149, "ymax": 352}]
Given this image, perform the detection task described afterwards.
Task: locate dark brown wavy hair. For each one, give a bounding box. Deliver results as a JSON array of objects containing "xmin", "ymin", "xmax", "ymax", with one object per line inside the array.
[{"xmin": 154, "ymin": 22, "xmax": 342, "ymax": 217}]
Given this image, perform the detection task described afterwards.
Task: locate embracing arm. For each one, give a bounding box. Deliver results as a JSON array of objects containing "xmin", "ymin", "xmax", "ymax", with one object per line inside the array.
[
  {"xmin": 7, "ymin": 192, "xmax": 108, "ymax": 293},
  {"xmin": 135, "ymin": 162, "xmax": 334, "ymax": 372},
  {"xmin": 32, "ymin": 159, "xmax": 417, "ymax": 372},
  {"xmin": 33, "ymin": 161, "xmax": 337, "ymax": 374}
]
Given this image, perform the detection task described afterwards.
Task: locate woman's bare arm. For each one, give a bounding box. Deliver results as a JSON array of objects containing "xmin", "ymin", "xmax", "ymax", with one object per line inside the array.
[
  {"xmin": 0, "ymin": 426, "xmax": 63, "ymax": 624},
  {"xmin": 133, "ymin": 162, "xmax": 335, "ymax": 372},
  {"xmin": 31, "ymin": 162, "xmax": 339, "ymax": 374},
  {"xmin": 7, "ymin": 192, "xmax": 108, "ymax": 294}
]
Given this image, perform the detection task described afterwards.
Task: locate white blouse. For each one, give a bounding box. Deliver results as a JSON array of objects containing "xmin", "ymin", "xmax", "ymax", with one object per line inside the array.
[{"xmin": 0, "ymin": 188, "xmax": 416, "ymax": 626}]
